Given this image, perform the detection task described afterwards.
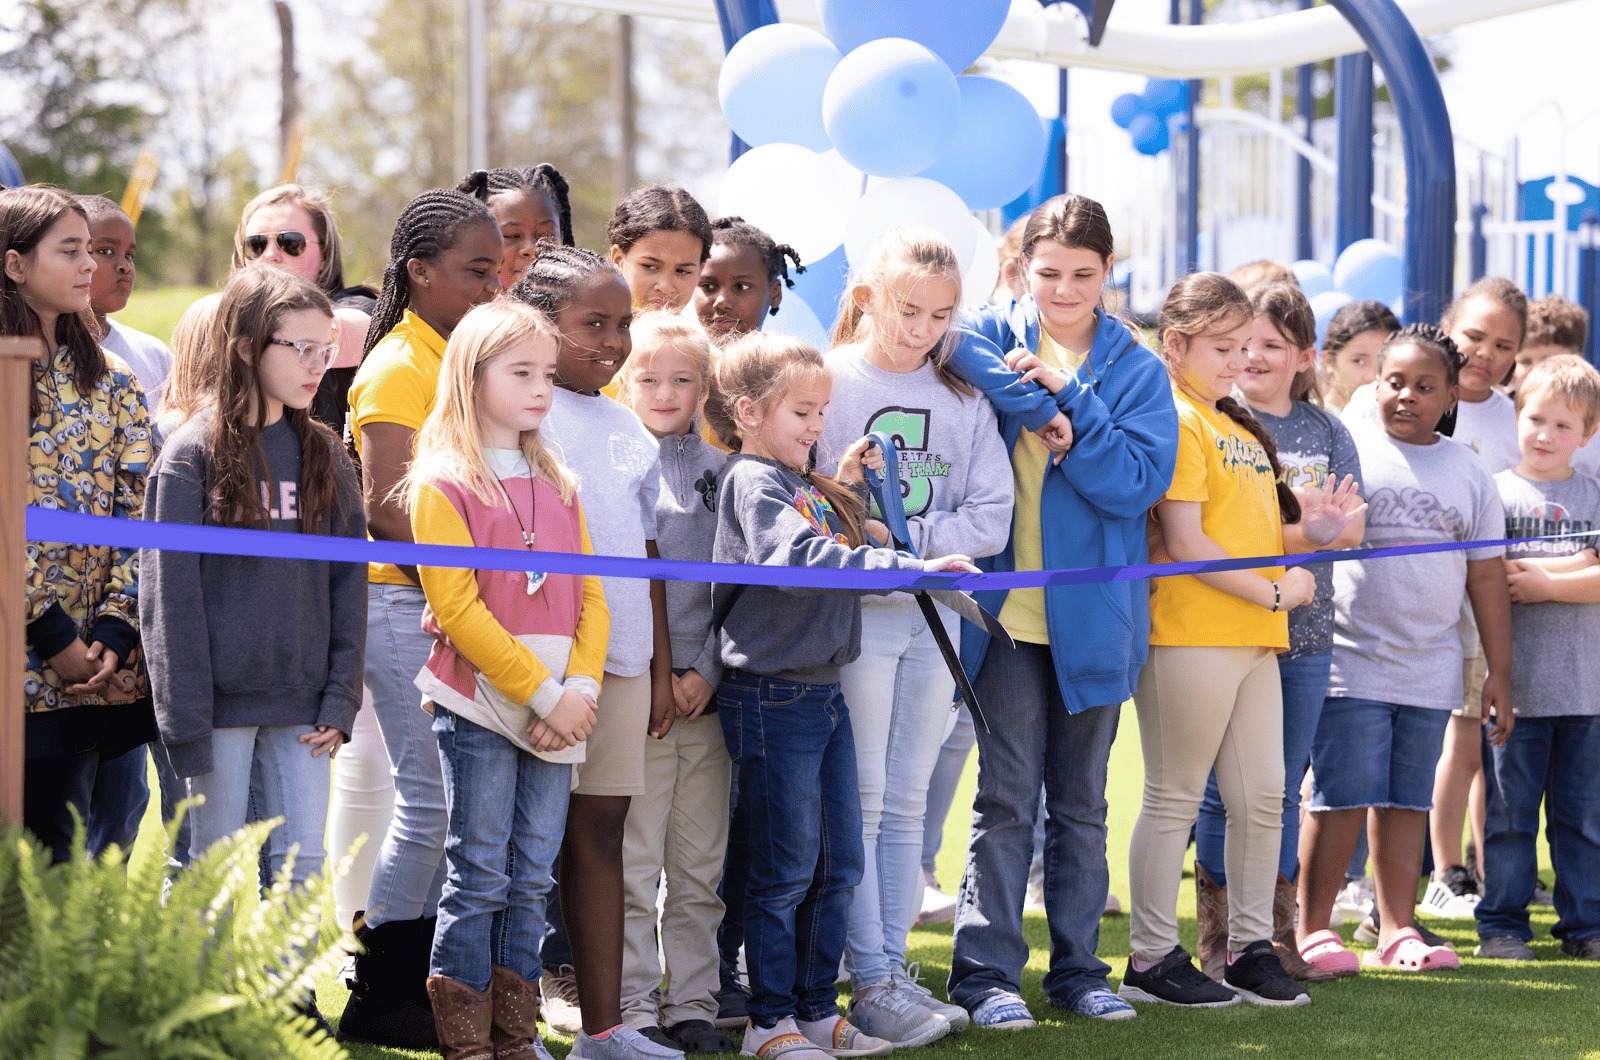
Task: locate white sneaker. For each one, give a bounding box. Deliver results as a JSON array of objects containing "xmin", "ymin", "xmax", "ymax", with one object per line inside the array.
[
  {"xmin": 797, "ymin": 1015, "xmax": 893, "ymax": 1058},
  {"xmin": 916, "ymin": 870, "xmax": 957, "ymax": 925},
  {"xmin": 572, "ymin": 1025, "xmax": 684, "ymax": 1060},
  {"xmin": 845, "ymin": 984, "xmax": 949, "ymax": 1048},
  {"xmin": 741, "ymin": 1018, "xmax": 831, "ymax": 1060},
  {"xmin": 1419, "ymin": 880, "xmax": 1481, "ymax": 919},
  {"xmin": 540, "ymin": 963, "xmax": 584, "ymax": 1036},
  {"xmin": 1333, "ymin": 876, "xmax": 1374, "ymax": 921}
]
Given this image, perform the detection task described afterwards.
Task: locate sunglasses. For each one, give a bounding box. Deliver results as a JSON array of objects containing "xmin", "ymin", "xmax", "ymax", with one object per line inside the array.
[
  {"xmin": 267, "ymin": 336, "xmax": 339, "ymax": 373},
  {"xmin": 243, "ymin": 231, "xmax": 318, "ymax": 258}
]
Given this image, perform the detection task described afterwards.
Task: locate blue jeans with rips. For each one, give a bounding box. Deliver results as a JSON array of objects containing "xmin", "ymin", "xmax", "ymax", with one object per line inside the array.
[{"xmin": 717, "ymin": 670, "xmax": 864, "ymax": 1028}]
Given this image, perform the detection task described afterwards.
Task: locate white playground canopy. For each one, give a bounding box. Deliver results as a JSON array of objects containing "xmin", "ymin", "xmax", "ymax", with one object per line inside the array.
[{"xmin": 551, "ymin": 0, "xmax": 1572, "ymax": 78}]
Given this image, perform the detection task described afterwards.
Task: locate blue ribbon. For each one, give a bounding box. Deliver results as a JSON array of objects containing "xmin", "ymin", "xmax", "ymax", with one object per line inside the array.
[{"xmin": 25, "ymin": 506, "xmax": 1564, "ymax": 593}]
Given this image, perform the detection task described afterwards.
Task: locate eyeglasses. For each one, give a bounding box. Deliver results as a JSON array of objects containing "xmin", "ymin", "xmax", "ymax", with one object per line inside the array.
[
  {"xmin": 243, "ymin": 231, "xmax": 319, "ymax": 258},
  {"xmin": 267, "ymin": 336, "xmax": 339, "ymax": 372}
]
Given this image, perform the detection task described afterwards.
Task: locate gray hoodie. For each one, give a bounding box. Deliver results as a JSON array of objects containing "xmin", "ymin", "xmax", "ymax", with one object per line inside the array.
[
  {"xmin": 141, "ymin": 414, "xmax": 367, "ymax": 777},
  {"xmin": 713, "ymin": 455, "xmax": 924, "ymax": 685},
  {"xmin": 655, "ymin": 428, "xmax": 727, "ymax": 688}
]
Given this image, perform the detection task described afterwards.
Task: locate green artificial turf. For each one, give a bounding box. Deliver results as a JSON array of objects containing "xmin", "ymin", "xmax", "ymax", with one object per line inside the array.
[{"xmin": 123, "ymin": 701, "xmax": 1599, "ymax": 1060}]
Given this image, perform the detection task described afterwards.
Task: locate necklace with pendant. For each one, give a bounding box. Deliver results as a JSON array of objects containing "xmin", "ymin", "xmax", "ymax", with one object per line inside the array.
[{"xmin": 492, "ymin": 463, "xmax": 547, "ymax": 596}]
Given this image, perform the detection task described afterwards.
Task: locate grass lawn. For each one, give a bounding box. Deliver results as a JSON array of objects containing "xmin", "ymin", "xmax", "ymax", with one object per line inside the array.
[
  {"xmin": 112, "ymin": 284, "xmax": 217, "ymax": 347},
  {"xmin": 121, "ymin": 699, "xmax": 1599, "ymax": 1060}
]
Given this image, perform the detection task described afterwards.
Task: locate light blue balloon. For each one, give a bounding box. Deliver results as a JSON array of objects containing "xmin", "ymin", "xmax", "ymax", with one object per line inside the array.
[
  {"xmin": 822, "ymin": 38, "xmax": 962, "ymax": 178},
  {"xmin": 1142, "ymin": 79, "xmax": 1189, "ymax": 118},
  {"xmin": 1334, "ymin": 238, "xmax": 1404, "ymax": 306},
  {"xmin": 916, "ymin": 76, "xmax": 1048, "ymax": 211},
  {"xmin": 1129, "ymin": 112, "xmax": 1169, "ymax": 156},
  {"xmin": 1292, "ymin": 259, "xmax": 1335, "ymax": 299},
  {"xmin": 1111, "ymin": 93, "xmax": 1143, "ymax": 130},
  {"xmin": 718, "ymin": 24, "xmax": 841, "ymax": 153},
  {"xmin": 1311, "ymin": 289, "xmax": 1355, "ymax": 346},
  {"xmin": 820, "ymin": 0, "xmax": 1010, "ymax": 73}
]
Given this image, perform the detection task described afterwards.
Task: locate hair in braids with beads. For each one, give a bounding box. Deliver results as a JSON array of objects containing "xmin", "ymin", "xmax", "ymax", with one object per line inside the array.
[
  {"xmin": 364, "ymin": 188, "xmax": 498, "ymax": 356},
  {"xmin": 711, "ymin": 216, "xmax": 804, "ymax": 312}
]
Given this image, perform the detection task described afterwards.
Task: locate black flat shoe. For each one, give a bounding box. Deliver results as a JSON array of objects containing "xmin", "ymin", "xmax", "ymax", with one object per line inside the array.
[{"xmin": 669, "ymin": 1019, "xmax": 735, "ymax": 1054}]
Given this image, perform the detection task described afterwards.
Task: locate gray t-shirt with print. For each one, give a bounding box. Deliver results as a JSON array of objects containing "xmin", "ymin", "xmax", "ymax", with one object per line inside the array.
[
  {"xmin": 1497, "ymin": 468, "xmax": 1600, "ymax": 717},
  {"xmin": 1328, "ymin": 423, "xmax": 1504, "ymax": 711},
  {"xmin": 1253, "ymin": 400, "xmax": 1363, "ymax": 659}
]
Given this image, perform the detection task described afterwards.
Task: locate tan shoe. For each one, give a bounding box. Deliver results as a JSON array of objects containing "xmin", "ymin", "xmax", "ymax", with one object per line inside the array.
[
  {"xmin": 491, "ymin": 965, "xmax": 552, "ymax": 1060},
  {"xmin": 1273, "ymin": 873, "xmax": 1336, "ymax": 982},
  {"xmin": 427, "ymin": 975, "xmax": 496, "ymax": 1060},
  {"xmin": 1194, "ymin": 864, "xmax": 1229, "ymax": 984}
]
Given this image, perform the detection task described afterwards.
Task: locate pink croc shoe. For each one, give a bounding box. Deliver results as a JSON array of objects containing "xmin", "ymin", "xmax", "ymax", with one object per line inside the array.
[
  {"xmin": 1361, "ymin": 926, "xmax": 1461, "ymax": 972},
  {"xmin": 1299, "ymin": 929, "xmax": 1360, "ymax": 978}
]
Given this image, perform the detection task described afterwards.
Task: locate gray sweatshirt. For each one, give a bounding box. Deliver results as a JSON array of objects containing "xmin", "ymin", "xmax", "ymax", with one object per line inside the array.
[
  {"xmin": 655, "ymin": 428, "xmax": 727, "ymax": 688},
  {"xmin": 141, "ymin": 414, "xmax": 367, "ymax": 777},
  {"xmin": 713, "ymin": 455, "xmax": 924, "ymax": 685},
  {"xmin": 820, "ymin": 350, "xmax": 1014, "ymax": 561}
]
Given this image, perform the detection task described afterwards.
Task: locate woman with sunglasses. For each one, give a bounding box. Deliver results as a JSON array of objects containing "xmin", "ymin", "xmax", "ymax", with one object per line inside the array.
[{"xmin": 234, "ymin": 183, "xmax": 378, "ymax": 440}]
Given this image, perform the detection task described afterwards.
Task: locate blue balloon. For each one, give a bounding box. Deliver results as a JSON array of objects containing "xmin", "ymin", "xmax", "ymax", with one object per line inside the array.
[
  {"xmin": 1142, "ymin": 78, "xmax": 1189, "ymax": 118},
  {"xmin": 916, "ymin": 76, "xmax": 1048, "ymax": 211},
  {"xmin": 718, "ymin": 24, "xmax": 841, "ymax": 152},
  {"xmin": 1129, "ymin": 112, "xmax": 1169, "ymax": 156},
  {"xmin": 787, "ymin": 245, "xmax": 850, "ymax": 335},
  {"xmin": 822, "ymin": 38, "xmax": 962, "ymax": 178},
  {"xmin": 1111, "ymin": 93, "xmax": 1144, "ymax": 130},
  {"xmin": 1292, "ymin": 259, "xmax": 1335, "ymax": 299},
  {"xmin": 1334, "ymin": 238, "xmax": 1404, "ymax": 307},
  {"xmin": 1311, "ymin": 290, "xmax": 1355, "ymax": 346},
  {"xmin": 820, "ymin": 0, "xmax": 1010, "ymax": 73}
]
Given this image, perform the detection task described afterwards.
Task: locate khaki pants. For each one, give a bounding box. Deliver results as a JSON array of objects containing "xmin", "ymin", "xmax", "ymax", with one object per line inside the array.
[
  {"xmin": 620, "ymin": 712, "xmax": 733, "ymax": 1027},
  {"xmin": 1130, "ymin": 645, "xmax": 1284, "ymax": 958}
]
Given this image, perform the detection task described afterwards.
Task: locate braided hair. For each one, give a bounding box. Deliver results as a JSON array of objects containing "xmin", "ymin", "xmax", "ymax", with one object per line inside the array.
[
  {"xmin": 711, "ymin": 216, "xmax": 804, "ymax": 315},
  {"xmin": 364, "ymin": 188, "xmax": 497, "ymax": 355},
  {"xmin": 507, "ymin": 243, "xmax": 620, "ymax": 316},
  {"xmin": 456, "ymin": 164, "xmax": 575, "ymax": 247},
  {"xmin": 607, "ymin": 185, "xmax": 713, "ymax": 263},
  {"xmin": 1378, "ymin": 322, "xmax": 1466, "ymax": 436}
]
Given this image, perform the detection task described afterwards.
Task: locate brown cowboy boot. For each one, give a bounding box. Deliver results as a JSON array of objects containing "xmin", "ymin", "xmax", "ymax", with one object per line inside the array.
[
  {"xmin": 1195, "ymin": 863, "xmax": 1229, "ymax": 984},
  {"xmin": 1274, "ymin": 872, "xmax": 1336, "ymax": 982},
  {"xmin": 489, "ymin": 965, "xmax": 548, "ymax": 1060},
  {"xmin": 426, "ymin": 975, "xmax": 495, "ymax": 1060}
]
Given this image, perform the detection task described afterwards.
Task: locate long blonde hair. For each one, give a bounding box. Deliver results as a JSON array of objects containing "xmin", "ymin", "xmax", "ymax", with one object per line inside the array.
[
  {"xmin": 614, "ymin": 310, "xmax": 713, "ymax": 407},
  {"xmin": 830, "ymin": 225, "xmax": 972, "ymax": 398},
  {"xmin": 704, "ymin": 332, "xmax": 867, "ymax": 546},
  {"xmin": 157, "ymin": 292, "xmax": 222, "ymax": 421},
  {"xmin": 403, "ymin": 299, "xmax": 577, "ymax": 513}
]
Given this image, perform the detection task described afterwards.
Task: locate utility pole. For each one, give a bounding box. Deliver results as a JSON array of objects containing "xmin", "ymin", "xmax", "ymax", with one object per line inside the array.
[
  {"xmin": 615, "ymin": 14, "xmax": 637, "ymax": 197},
  {"xmin": 274, "ymin": 1, "xmax": 298, "ymax": 181}
]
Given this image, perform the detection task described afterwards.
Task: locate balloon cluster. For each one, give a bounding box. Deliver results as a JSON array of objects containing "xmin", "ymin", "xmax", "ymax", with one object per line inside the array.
[
  {"xmin": 1292, "ymin": 239, "xmax": 1405, "ymax": 344},
  {"xmin": 1110, "ymin": 79, "xmax": 1189, "ymax": 156},
  {"xmin": 716, "ymin": 1, "xmax": 1045, "ymax": 337}
]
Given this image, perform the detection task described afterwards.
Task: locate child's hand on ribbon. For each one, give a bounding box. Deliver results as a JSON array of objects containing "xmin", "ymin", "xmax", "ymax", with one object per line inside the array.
[
  {"xmin": 1294, "ymin": 474, "xmax": 1367, "ymax": 546},
  {"xmin": 837, "ymin": 435, "xmax": 885, "ymax": 485}
]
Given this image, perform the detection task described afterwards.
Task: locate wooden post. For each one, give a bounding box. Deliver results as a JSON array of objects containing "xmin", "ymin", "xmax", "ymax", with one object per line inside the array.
[{"xmin": 0, "ymin": 335, "xmax": 40, "ymax": 826}]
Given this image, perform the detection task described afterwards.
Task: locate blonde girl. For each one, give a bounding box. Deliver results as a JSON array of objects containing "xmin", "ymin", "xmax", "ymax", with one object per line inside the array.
[
  {"xmin": 822, "ymin": 226, "xmax": 1011, "ymax": 1047},
  {"xmin": 706, "ymin": 333, "xmax": 974, "ymax": 1060},
  {"xmin": 613, "ymin": 313, "xmax": 737, "ymax": 1052},
  {"xmin": 404, "ymin": 298, "xmax": 608, "ymax": 1060}
]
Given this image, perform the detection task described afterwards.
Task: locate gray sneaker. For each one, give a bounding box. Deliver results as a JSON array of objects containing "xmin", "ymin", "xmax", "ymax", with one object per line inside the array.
[
  {"xmin": 889, "ymin": 963, "xmax": 969, "ymax": 1033},
  {"xmin": 845, "ymin": 985, "xmax": 949, "ymax": 1049},
  {"xmin": 572, "ymin": 1024, "xmax": 686, "ymax": 1060},
  {"xmin": 1474, "ymin": 936, "xmax": 1535, "ymax": 961},
  {"xmin": 1560, "ymin": 936, "xmax": 1600, "ymax": 960}
]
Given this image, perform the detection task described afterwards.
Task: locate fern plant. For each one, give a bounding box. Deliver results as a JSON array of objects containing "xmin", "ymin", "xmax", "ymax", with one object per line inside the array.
[{"xmin": 0, "ymin": 810, "xmax": 352, "ymax": 1060}]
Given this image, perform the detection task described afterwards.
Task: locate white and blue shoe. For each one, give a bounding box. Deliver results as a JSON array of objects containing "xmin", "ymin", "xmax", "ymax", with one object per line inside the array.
[
  {"xmin": 969, "ymin": 992, "xmax": 1036, "ymax": 1030},
  {"xmin": 1064, "ymin": 987, "xmax": 1136, "ymax": 1021}
]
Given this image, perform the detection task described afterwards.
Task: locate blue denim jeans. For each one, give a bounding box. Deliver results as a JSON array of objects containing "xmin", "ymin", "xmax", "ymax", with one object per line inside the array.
[
  {"xmin": 1309, "ymin": 698, "xmax": 1450, "ymax": 811},
  {"xmin": 718, "ymin": 762, "xmax": 752, "ymax": 989},
  {"xmin": 86, "ymin": 742, "xmax": 150, "ymax": 856},
  {"xmin": 1196, "ymin": 650, "xmax": 1331, "ymax": 884},
  {"xmin": 717, "ymin": 670, "xmax": 864, "ymax": 1027},
  {"xmin": 838, "ymin": 598, "xmax": 958, "ymax": 987},
  {"xmin": 430, "ymin": 707, "xmax": 571, "ymax": 992},
  {"xmin": 186, "ymin": 724, "xmax": 330, "ymax": 889},
  {"xmin": 948, "ymin": 640, "xmax": 1120, "ymax": 1011},
  {"xmin": 1476, "ymin": 715, "xmax": 1600, "ymax": 945},
  {"xmin": 364, "ymin": 583, "xmax": 448, "ymax": 926}
]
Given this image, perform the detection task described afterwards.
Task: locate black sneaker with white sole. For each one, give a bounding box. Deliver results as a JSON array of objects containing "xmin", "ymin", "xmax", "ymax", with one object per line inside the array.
[
  {"xmin": 1118, "ymin": 946, "xmax": 1239, "ymax": 1008},
  {"xmin": 1223, "ymin": 940, "xmax": 1311, "ymax": 1006}
]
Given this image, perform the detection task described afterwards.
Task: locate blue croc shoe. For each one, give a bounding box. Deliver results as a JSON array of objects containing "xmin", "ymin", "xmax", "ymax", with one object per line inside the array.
[{"xmin": 969, "ymin": 992, "xmax": 1036, "ymax": 1030}]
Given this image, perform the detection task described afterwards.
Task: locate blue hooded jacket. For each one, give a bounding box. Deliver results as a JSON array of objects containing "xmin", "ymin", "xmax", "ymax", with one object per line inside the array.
[{"xmin": 947, "ymin": 298, "xmax": 1178, "ymax": 714}]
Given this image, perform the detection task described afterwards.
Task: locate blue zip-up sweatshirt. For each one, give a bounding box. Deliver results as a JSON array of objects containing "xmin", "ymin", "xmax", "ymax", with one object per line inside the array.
[{"xmin": 946, "ymin": 299, "xmax": 1179, "ymax": 714}]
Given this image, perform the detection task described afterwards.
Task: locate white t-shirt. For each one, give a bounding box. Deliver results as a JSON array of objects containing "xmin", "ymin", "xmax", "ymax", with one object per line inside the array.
[
  {"xmin": 542, "ymin": 387, "xmax": 662, "ymax": 677},
  {"xmin": 102, "ymin": 319, "xmax": 173, "ymax": 417}
]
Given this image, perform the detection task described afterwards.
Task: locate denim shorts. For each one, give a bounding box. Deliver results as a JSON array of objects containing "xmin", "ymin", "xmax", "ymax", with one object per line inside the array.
[{"xmin": 1308, "ymin": 697, "xmax": 1451, "ymax": 812}]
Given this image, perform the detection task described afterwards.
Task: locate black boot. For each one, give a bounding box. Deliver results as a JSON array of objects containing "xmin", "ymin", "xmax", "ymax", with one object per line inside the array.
[{"xmin": 335, "ymin": 912, "xmax": 440, "ymax": 1049}]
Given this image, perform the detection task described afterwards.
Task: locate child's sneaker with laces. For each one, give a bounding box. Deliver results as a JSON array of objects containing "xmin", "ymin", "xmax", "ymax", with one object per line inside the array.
[
  {"xmin": 969, "ymin": 992, "xmax": 1036, "ymax": 1030},
  {"xmin": 1117, "ymin": 946, "xmax": 1239, "ymax": 1008},
  {"xmin": 796, "ymin": 1015, "xmax": 891, "ymax": 1058},
  {"xmin": 844, "ymin": 984, "xmax": 948, "ymax": 1048},
  {"xmin": 1223, "ymin": 940, "xmax": 1311, "ymax": 1006},
  {"xmin": 889, "ymin": 963, "xmax": 969, "ymax": 1032},
  {"xmin": 571, "ymin": 1024, "xmax": 686, "ymax": 1060},
  {"xmin": 1058, "ymin": 987, "xmax": 1135, "ymax": 1021},
  {"xmin": 740, "ymin": 1018, "xmax": 831, "ymax": 1060},
  {"xmin": 1418, "ymin": 865, "xmax": 1481, "ymax": 919},
  {"xmin": 1474, "ymin": 936, "xmax": 1535, "ymax": 961}
]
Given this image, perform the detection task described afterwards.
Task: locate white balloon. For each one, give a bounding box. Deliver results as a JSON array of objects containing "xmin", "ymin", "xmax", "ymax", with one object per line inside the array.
[
  {"xmin": 764, "ymin": 289, "xmax": 829, "ymax": 351},
  {"xmin": 962, "ymin": 216, "xmax": 1000, "ymax": 308},
  {"xmin": 819, "ymin": 149, "xmax": 867, "ymax": 202},
  {"xmin": 844, "ymin": 177, "xmax": 977, "ymax": 274},
  {"xmin": 719, "ymin": 144, "xmax": 854, "ymax": 265}
]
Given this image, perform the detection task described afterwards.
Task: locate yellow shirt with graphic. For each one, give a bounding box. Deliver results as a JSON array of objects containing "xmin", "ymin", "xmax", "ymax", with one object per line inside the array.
[
  {"xmin": 997, "ymin": 329, "xmax": 1084, "ymax": 643},
  {"xmin": 1148, "ymin": 389, "xmax": 1289, "ymax": 648}
]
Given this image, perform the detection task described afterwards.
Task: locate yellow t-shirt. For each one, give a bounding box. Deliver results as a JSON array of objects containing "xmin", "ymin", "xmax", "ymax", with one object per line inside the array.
[
  {"xmin": 1148, "ymin": 389, "xmax": 1289, "ymax": 648},
  {"xmin": 996, "ymin": 329, "xmax": 1084, "ymax": 644},
  {"xmin": 347, "ymin": 310, "xmax": 448, "ymax": 585}
]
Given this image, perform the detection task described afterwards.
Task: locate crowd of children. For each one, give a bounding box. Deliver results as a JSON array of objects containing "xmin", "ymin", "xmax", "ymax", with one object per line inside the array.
[{"xmin": 7, "ymin": 170, "xmax": 1599, "ymax": 1060}]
